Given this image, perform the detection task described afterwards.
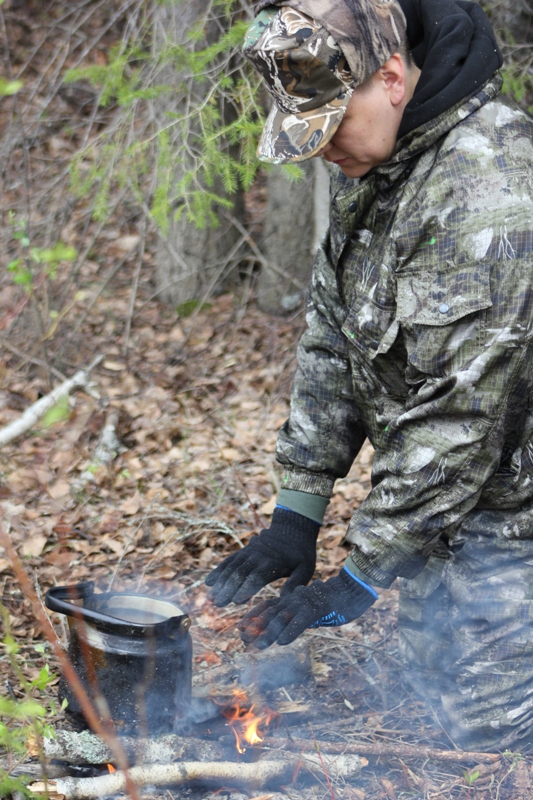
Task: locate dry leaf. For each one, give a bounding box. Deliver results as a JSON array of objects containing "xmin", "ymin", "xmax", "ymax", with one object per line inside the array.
[
  {"xmin": 220, "ymin": 447, "xmax": 241, "ymax": 462},
  {"xmin": 114, "ymin": 234, "xmax": 141, "ymax": 252},
  {"xmin": 188, "ymin": 457, "xmax": 211, "ymax": 473},
  {"xmin": 101, "ymin": 535, "xmax": 125, "ymax": 555},
  {"xmin": 379, "ymin": 777, "xmax": 397, "ymax": 800},
  {"xmin": 259, "ymin": 495, "xmax": 277, "ymax": 516},
  {"xmin": 0, "ymin": 558, "xmax": 12, "ymax": 572},
  {"xmin": 21, "ymin": 534, "xmax": 48, "ymax": 558},
  {"xmin": 103, "ymin": 359, "xmax": 126, "ymax": 371},
  {"xmin": 48, "ymin": 481, "xmax": 71, "ymax": 500},
  {"xmin": 168, "ymin": 324, "xmax": 185, "ymax": 343},
  {"xmin": 240, "ymin": 400, "xmax": 261, "ymax": 411},
  {"xmin": 7, "ymin": 469, "xmax": 39, "ymax": 492},
  {"xmin": 34, "ymin": 468, "xmax": 54, "ymax": 485},
  {"xmin": 120, "ymin": 491, "xmax": 141, "ymax": 515}
]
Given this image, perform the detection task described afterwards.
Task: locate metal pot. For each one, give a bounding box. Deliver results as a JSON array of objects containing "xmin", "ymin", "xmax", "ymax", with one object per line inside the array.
[{"xmin": 45, "ymin": 582, "xmax": 192, "ymax": 734}]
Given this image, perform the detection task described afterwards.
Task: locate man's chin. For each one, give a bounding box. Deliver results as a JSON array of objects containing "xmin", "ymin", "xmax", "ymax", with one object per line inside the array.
[{"xmin": 337, "ymin": 162, "xmax": 371, "ymax": 179}]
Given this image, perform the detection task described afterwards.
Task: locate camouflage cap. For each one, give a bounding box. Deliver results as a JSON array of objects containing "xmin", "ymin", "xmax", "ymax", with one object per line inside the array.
[{"xmin": 244, "ymin": 1, "xmax": 407, "ymax": 163}]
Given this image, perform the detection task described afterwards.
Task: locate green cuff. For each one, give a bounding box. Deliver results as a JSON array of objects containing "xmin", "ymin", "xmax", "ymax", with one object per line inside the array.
[{"xmin": 277, "ymin": 488, "xmax": 329, "ymax": 525}]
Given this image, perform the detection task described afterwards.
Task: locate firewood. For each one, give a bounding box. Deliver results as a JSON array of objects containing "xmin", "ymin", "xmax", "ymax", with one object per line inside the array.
[
  {"xmin": 28, "ymin": 752, "xmax": 367, "ymax": 798},
  {"xmin": 0, "ymin": 760, "xmax": 71, "ymax": 780},
  {"xmin": 261, "ymin": 736, "xmax": 501, "ymax": 765},
  {"xmin": 30, "ymin": 729, "xmax": 226, "ymax": 764}
]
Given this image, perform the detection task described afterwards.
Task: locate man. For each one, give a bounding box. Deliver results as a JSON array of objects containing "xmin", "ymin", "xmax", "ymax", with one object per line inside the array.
[{"xmin": 207, "ymin": 0, "xmax": 533, "ymax": 750}]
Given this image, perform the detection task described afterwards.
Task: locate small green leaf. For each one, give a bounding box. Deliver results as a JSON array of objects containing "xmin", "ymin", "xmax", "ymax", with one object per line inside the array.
[
  {"xmin": 176, "ymin": 299, "xmax": 211, "ymax": 318},
  {"xmin": 0, "ymin": 78, "xmax": 23, "ymax": 96},
  {"xmin": 40, "ymin": 396, "xmax": 71, "ymax": 428}
]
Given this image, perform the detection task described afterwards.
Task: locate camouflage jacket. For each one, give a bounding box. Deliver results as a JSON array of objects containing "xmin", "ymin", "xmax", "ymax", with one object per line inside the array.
[{"xmin": 277, "ymin": 74, "xmax": 533, "ymax": 587}]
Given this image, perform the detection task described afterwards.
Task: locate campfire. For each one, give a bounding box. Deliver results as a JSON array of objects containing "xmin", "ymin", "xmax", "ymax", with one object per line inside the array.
[
  {"xmin": 220, "ymin": 688, "xmax": 282, "ymax": 753},
  {"xmin": 26, "ymin": 664, "xmax": 367, "ymax": 799},
  {"xmin": 13, "ymin": 579, "xmax": 504, "ymax": 800}
]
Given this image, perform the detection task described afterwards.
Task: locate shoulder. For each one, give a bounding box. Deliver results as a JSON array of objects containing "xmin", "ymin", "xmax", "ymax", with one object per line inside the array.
[{"xmin": 437, "ymin": 94, "xmax": 533, "ymax": 179}]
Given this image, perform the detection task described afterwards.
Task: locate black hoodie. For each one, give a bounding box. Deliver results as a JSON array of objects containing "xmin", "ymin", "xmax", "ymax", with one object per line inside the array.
[{"xmin": 397, "ymin": 0, "xmax": 503, "ymax": 138}]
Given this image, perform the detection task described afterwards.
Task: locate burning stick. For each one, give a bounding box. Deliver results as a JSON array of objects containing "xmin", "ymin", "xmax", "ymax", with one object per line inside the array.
[{"xmin": 28, "ymin": 753, "xmax": 367, "ymax": 799}]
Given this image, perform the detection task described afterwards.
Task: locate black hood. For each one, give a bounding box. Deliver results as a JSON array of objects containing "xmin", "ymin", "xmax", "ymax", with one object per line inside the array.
[{"xmin": 397, "ymin": 0, "xmax": 503, "ymax": 139}]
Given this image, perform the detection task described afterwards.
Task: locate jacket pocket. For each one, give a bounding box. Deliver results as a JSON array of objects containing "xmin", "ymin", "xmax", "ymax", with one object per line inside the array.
[
  {"xmin": 396, "ymin": 261, "xmax": 492, "ymax": 327},
  {"xmin": 396, "ymin": 262, "xmax": 493, "ymax": 378}
]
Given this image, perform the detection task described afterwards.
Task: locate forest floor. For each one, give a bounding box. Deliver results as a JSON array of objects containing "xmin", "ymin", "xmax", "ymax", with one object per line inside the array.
[{"xmin": 2, "ymin": 1, "xmax": 533, "ymax": 799}]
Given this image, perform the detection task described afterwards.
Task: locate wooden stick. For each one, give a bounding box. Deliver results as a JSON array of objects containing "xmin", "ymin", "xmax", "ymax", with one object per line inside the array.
[
  {"xmin": 261, "ymin": 736, "xmax": 501, "ymax": 765},
  {"xmin": 0, "ymin": 355, "xmax": 103, "ymax": 447},
  {"xmin": 28, "ymin": 753, "xmax": 366, "ymax": 798},
  {"xmin": 30, "ymin": 730, "xmax": 226, "ymax": 765},
  {"xmin": 74, "ymin": 407, "xmax": 122, "ymax": 489}
]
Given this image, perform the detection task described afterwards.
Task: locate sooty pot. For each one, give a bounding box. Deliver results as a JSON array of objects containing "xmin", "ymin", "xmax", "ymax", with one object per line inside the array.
[{"xmin": 45, "ymin": 582, "xmax": 192, "ymax": 734}]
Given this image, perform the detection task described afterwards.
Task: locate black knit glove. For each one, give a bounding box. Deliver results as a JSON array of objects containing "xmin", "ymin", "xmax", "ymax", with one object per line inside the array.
[
  {"xmin": 205, "ymin": 508, "xmax": 319, "ymax": 607},
  {"xmin": 238, "ymin": 567, "xmax": 377, "ymax": 649}
]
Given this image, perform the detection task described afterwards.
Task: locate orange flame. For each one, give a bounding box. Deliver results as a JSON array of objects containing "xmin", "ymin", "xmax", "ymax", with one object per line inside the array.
[
  {"xmin": 107, "ymin": 764, "xmax": 116, "ymax": 773},
  {"xmin": 221, "ymin": 688, "xmax": 281, "ymax": 754}
]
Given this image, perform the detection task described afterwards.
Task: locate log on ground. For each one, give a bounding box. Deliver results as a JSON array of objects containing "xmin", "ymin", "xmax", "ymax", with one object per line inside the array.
[
  {"xmin": 28, "ymin": 752, "xmax": 366, "ymax": 798},
  {"xmin": 30, "ymin": 729, "xmax": 226, "ymax": 764}
]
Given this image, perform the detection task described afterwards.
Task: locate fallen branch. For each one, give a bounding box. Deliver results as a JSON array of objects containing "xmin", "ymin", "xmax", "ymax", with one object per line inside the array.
[
  {"xmin": 6, "ymin": 762, "xmax": 72, "ymax": 780},
  {"xmin": 28, "ymin": 753, "xmax": 366, "ymax": 798},
  {"xmin": 0, "ymin": 355, "xmax": 103, "ymax": 447},
  {"xmin": 30, "ymin": 730, "xmax": 226, "ymax": 765},
  {"xmin": 261, "ymin": 736, "xmax": 501, "ymax": 765},
  {"xmin": 74, "ymin": 407, "xmax": 123, "ymax": 490}
]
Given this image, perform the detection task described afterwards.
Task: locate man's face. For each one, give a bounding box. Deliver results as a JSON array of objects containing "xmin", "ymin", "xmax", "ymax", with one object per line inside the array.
[{"xmin": 316, "ymin": 55, "xmax": 411, "ymax": 178}]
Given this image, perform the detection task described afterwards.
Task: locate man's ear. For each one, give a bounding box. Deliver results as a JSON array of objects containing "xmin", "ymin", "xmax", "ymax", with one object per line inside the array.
[{"xmin": 379, "ymin": 53, "xmax": 406, "ymax": 106}]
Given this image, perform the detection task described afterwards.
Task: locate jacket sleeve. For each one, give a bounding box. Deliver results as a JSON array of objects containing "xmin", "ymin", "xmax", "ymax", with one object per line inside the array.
[{"xmin": 276, "ymin": 235, "xmax": 367, "ymax": 497}]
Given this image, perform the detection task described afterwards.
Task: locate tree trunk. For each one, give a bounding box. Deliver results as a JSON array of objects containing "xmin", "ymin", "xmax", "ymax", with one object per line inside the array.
[
  {"xmin": 151, "ymin": 0, "xmax": 246, "ymax": 308},
  {"xmin": 257, "ymin": 159, "xmax": 330, "ymax": 314}
]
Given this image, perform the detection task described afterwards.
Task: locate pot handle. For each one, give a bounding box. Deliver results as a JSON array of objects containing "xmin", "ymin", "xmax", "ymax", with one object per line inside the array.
[
  {"xmin": 45, "ymin": 582, "xmax": 96, "ymax": 616},
  {"xmin": 45, "ymin": 583, "xmax": 191, "ymax": 637}
]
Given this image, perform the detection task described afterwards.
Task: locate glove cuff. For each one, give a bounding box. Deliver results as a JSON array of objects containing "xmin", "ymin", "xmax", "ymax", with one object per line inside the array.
[
  {"xmin": 341, "ymin": 565, "xmax": 378, "ymax": 601},
  {"xmin": 269, "ymin": 506, "xmax": 320, "ymax": 544}
]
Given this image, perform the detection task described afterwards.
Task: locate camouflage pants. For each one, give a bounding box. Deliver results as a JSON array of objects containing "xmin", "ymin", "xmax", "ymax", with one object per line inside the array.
[{"xmin": 398, "ymin": 500, "xmax": 533, "ymax": 751}]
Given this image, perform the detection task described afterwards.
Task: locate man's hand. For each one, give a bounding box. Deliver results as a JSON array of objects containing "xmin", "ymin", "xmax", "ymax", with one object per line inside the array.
[
  {"xmin": 205, "ymin": 508, "xmax": 319, "ymax": 607},
  {"xmin": 238, "ymin": 568, "xmax": 378, "ymax": 648}
]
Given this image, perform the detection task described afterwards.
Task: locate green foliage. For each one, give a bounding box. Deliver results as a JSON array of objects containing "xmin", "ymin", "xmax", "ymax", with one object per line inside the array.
[
  {"xmin": 40, "ymin": 395, "xmax": 72, "ymax": 429},
  {"xmin": 7, "ymin": 214, "xmax": 77, "ymax": 291},
  {"xmin": 67, "ymin": 0, "xmax": 266, "ymax": 230},
  {"xmin": 0, "ymin": 77, "xmax": 23, "ymax": 96},
  {"xmin": 0, "ymin": 606, "xmax": 66, "ymax": 798},
  {"xmin": 176, "ymin": 299, "xmax": 212, "ymax": 317},
  {"xmin": 502, "ymin": 66, "xmax": 533, "ymax": 114},
  {"xmin": 463, "ymin": 768, "xmax": 480, "ymax": 786}
]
